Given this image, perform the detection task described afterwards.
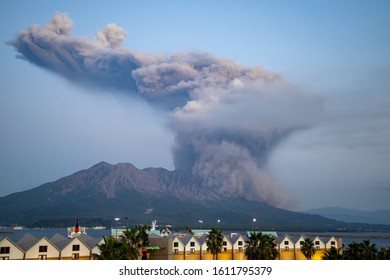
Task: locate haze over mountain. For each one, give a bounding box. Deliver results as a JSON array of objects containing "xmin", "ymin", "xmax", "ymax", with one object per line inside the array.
[{"xmin": 1, "ymin": 162, "xmax": 389, "ymax": 231}]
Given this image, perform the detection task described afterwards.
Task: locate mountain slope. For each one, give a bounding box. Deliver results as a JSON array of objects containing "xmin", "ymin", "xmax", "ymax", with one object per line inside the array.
[
  {"xmin": 302, "ymin": 207, "xmax": 390, "ymax": 225},
  {"xmin": 1, "ymin": 162, "xmax": 389, "ymax": 231}
]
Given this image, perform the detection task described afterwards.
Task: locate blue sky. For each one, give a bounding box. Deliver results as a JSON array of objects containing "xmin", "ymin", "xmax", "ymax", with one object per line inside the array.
[{"xmin": 1, "ymin": 0, "xmax": 389, "ymax": 211}]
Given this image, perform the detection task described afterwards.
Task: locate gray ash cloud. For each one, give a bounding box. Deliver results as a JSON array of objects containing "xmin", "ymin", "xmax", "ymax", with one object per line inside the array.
[{"xmin": 9, "ymin": 13, "xmax": 324, "ymax": 209}]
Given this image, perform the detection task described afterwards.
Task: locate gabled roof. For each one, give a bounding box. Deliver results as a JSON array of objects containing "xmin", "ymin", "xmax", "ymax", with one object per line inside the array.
[
  {"xmin": 17, "ymin": 233, "xmax": 60, "ymax": 252},
  {"xmin": 324, "ymin": 236, "xmax": 339, "ymax": 243},
  {"xmin": 292, "ymin": 235, "xmax": 309, "ymax": 244},
  {"xmin": 171, "ymin": 235, "xmax": 186, "ymax": 247},
  {"xmin": 222, "ymin": 235, "xmax": 233, "ymax": 246},
  {"xmin": 78, "ymin": 234, "xmax": 104, "ymax": 250},
  {"xmin": 17, "ymin": 233, "xmax": 39, "ymax": 251},
  {"xmin": 179, "ymin": 235, "xmax": 195, "ymax": 246},
  {"xmin": 50, "ymin": 233, "xmax": 72, "ymax": 250},
  {"xmin": 196, "ymin": 235, "xmax": 208, "ymax": 246},
  {"xmin": 277, "ymin": 234, "xmax": 295, "ymax": 244},
  {"xmin": 313, "ymin": 235, "xmax": 326, "ymax": 244},
  {"xmin": 17, "ymin": 233, "xmax": 37, "ymax": 243},
  {"xmin": 227, "ymin": 234, "xmax": 246, "ymax": 244},
  {"xmin": 0, "ymin": 236, "xmax": 25, "ymax": 253}
]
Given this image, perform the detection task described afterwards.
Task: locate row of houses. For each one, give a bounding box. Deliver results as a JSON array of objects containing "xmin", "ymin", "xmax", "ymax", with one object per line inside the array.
[
  {"xmin": 114, "ymin": 229, "xmax": 343, "ymax": 260},
  {"xmin": 0, "ymin": 230, "xmax": 342, "ymax": 260},
  {"xmin": 0, "ymin": 233, "xmax": 103, "ymax": 260}
]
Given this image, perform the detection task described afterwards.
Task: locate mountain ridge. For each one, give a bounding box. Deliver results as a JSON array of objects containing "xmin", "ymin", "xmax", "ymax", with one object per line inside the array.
[{"xmin": 1, "ymin": 162, "xmax": 390, "ymax": 231}]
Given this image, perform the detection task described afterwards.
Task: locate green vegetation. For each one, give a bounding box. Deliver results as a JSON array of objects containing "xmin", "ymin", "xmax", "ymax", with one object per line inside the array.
[
  {"xmin": 206, "ymin": 227, "xmax": 224, "ymax": 260},
  {"xmin": 300, "ymin": 237, "xmax": 317, "ymax": 260},
  {"xmin": 323, "ymin": 240, "xmax": 390, "ymax": 260},
  {"xmin": 245, "ymin": 231, "xmax": 279, "ymax": 260},
  {"xmin": 94, "ymin": 225, "xmax": 150, "ymax": 260},
  {"xmin": 377, "ymin": 247, "xmax": 390, "ymax": 260},
  {"xmin": 322, "ymin": 246, "xmax": 344, "ymax": 260}
]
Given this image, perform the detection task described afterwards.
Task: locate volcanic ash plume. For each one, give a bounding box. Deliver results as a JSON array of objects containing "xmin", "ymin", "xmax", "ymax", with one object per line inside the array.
[{"xmin": 9, "ymin": 13, "xmax": 324, "ymax": 209}]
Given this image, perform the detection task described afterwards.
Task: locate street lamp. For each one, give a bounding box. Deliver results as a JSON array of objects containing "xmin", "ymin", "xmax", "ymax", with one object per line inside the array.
[
  {"xmin": 217, "ymin": 219, "xmax": 221, "ymax": 229},
  {"xmin": 198, "ymin": 220, "xmax": 203, "ymax": 230},
  {"xmin": 112, "ymin": 217, "xmax": 120, "ymax": 239},
  {"xmin": 252, "ymin": 218, "xmax": 256, "ymax": 232}
]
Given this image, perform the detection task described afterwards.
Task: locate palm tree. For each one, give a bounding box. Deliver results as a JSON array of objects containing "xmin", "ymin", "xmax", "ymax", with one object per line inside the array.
[
  {"xmin": 377, "ymin": 247, "xmax": 390, "ymax": 260},
  {"xmin": 300, "ymin": 237, "xmax": 316, "ymax": 260},
  {"xmin": 344, "ymin": 241, "xmax": 362, "ymax": 260},
  {"xmin": 95, "ymin": 235, "xmax": 126, "ymax": 260},
  {"xmin": 245, "ymin": 231, "xmax": 279, "ymax": 260},
  {"xmin": 137, "ymin": 225, "xmax": 151, "ymax": 247},
  {"xmin": 121, "ymin": 227, "xmax": 148, "ymax": 260},
  {"xmin": 360, "ymin": 240, "xmax": 377, "ymax": 260},
  {"xmin": 95, "ymin": 225, "xmax": 151, "ymax": 260},
  {"xmin": 322, "ymin": 246, "xmax": 344, "ymax": 260},
  {"xmin": 206, "ymin": 227, "xmax": 223, "ymax": 260},
  {"xmin": 344, "ymin": 240, "xmax": 378, "ymax": 260}
]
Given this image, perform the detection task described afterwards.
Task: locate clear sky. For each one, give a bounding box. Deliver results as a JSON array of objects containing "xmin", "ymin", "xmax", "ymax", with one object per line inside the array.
[{"xmin": 1, "ymin": 0, "xmax": 389, "ymax": 211}]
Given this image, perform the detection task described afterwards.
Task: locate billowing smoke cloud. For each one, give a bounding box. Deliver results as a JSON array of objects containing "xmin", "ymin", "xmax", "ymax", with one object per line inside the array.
[{"xmin": 9, "ymin": 13, "xmax": 324, "ymax": 209}]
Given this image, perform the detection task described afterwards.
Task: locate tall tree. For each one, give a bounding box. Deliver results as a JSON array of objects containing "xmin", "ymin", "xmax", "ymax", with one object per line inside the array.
[
  {"xmin": 360, "ymin": 240, "xmax": 377, "ymax": 260},
  {"xmin": 245, "ymin": 232, "xmax": 279, "ymax": 260},
  {"xmin": 120, "ymin": 225, "xmax": 151, "ymax": 260},
  {"xmin": 137, "ymin": 225, "xmax": 151, "ymax": 247},
  {"xmin": 377, "ymin": 247, "xmax": 390, "ymax": 260},
  {"xmin": 95, "ymin": 225, "xmax": 151, "ymax": 260},
  {"xmin": 95, "ymin": 235, "xmax": 126, "ymax": 260},
  {"xmin": 344, "ymin": 241, "xmax": 363, "ymax": 260},
  {"xmin": 206, "ymin": 227, "xmax": 224, "ymax": 260},
  {"xmin": 300, "ymin": 237, "xmax": 317, "ymax": 260},
  {"xmin": 322, "ymin": 246, "xmax": 344, "ymax": 260}
]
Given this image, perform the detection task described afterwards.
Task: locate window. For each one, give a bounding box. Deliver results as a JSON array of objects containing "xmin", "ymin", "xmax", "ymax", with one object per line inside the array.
[
  {"xmin": 223, "ymin": 248, "xmax": 227, "ymax": 252},
  {"xmin": 39, "ymin": 246, "xmax": 48, "ymax": 253},
  {"xmin": 223, "ymin": 241, "xmax": 227, "ymax": 246},
  {"xmin": 316, "ymin": 246, "xmax": 320, "ymax": 250},
  {"xmin": 173, "ymin": 242, "xmax": 179, "ymax": 248},
  {"xmin": 300, "ymin": 241, "xmax": 304, "ymax": 245},
  {"xmin": 72, "ymin": 245, "xmax": 80, "ymax": 251},
  {"xmin": 315, "ymin": 241, "xmax": 320, "ymax": 245},
  {"xmin": 173, "ymin": 249, "xmax": 179, "ymax": 254},
  {"xmin": 1, "ymin": 257, "xmax": 10, "ymax": 260},
  {"xmin": 72, "ymin": 253, "xmax": 79, "ymax": 260},
  {"xmin": 284, "ymin": 241, "xmax": 289, "ymax": 245},
  {"xmin": 238, "ymin": 241, "xmax": 243, "ymax": 246},
  {"xmin": 331, "ymin": 241, "xmax": 336, "ymax": 247},
  {"xmin": 190, "ymin": 242, "xmax": 195, "ymax": 247},
  {"xmin": 284, "ymin": 246, "xmax": 289, "ymax": 251},
  {"xmin": 190, "ymin": 248, "xmax": 195, "ymax": 254},
  {"xmin": 38, "ymin": 255, "xmax": 47, "ymax": 260},
  {"xmin": 0, "ymin": 247, "xmax": 10, "ymax": 254},
  {"xmin": 238, "ymin": 247, "xmax": 243, "ymax": 252}
]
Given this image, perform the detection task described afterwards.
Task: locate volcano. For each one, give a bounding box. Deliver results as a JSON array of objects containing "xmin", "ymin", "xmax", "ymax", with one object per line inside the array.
[{"xmin": 1, "ymin": 162, "xmax": 389, "ymax": 231}]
